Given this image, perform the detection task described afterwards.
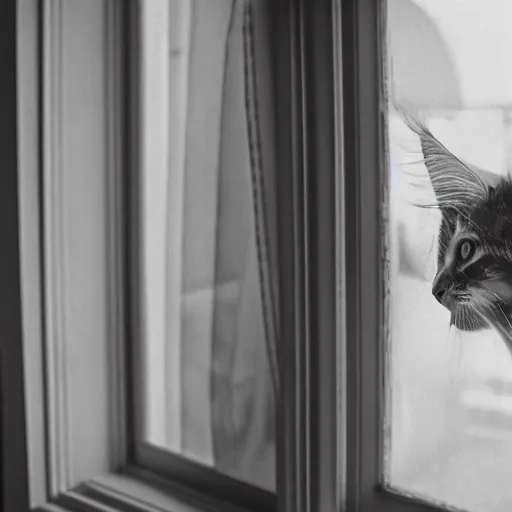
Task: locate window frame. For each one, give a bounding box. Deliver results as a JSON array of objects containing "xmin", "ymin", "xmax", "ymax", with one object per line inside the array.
[
  {"xmin": 3, "ymin": 1, "xmax": 299, "ymax": 511},
  {"xmin": 6, "ymin": 0, "xmax": 342, "ymax": 510},
  {"xmin": 341, "ymin": 1, "xmax": 453, "ymax": 511},
  {"xmin": 273, "ymin": 1, "xmax": 341, "ymax": 512},
  {"xmin": 1, "ymin": 0, "xmax": 30, "ymax": 510},
  {"xmin": 2, "ymin": 1, "xmax": 466, "ymax": 512}
]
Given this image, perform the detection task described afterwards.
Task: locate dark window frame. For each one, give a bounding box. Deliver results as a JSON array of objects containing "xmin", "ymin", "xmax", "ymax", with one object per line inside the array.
[
  {"xmin": 0, "ymin": 1, "xmax": 30, "ymax": 511},
  {"xmin": 273, "ymin": 1, "xmax": 340, "ymax": 512}
]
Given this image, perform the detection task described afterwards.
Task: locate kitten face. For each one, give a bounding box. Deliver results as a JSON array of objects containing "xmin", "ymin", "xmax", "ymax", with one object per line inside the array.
[
  {"xmin": 434, "ymin": 192, "xmax": 512, "ymax": 331},
  {"xmin": 402, "ymin": 112, "xmax": 512, "ymax": 332}
]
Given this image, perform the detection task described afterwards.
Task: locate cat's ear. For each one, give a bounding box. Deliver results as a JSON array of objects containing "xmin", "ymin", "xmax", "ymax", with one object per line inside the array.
[{"xmin": 399, "ymin": 110, "xmax": 494, "ymax": 209}]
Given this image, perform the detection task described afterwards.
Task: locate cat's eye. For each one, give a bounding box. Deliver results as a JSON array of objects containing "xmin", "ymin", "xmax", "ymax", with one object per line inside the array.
[{"xmin": 458, "ymin": 239, "xmax": 476, "ymax": 261}]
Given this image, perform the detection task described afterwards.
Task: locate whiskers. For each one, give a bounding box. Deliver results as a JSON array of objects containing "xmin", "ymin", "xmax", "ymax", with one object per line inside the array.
[
  {"xmin": 471, "ymin": 294, "xmax": 512, "ymax": 358},
  {"xmin": 454, "ymin": 302, "xmax": 481, "ymax": 331}
]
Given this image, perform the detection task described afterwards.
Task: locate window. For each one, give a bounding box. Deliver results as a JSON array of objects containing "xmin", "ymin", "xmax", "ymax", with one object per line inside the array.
[
  {"xmin": 7, "ymin": 0, "xmax": 290, "ymax": 511},
  {"xmin": 343, "ymin": 1, "xmax": 512, "ymax": 512},
  {"xmin": 385, "ymin": 1, "xmax": 512, "ymax": 511},
  {"xmin": 7, "ymin": 1, "xmax": 511, "ymax": 512}
]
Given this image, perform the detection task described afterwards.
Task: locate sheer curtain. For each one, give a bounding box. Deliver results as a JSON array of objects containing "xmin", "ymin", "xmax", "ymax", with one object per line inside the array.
[{"xmin": 142, "ymin": 0, "xmax": 279, "ymax": 491}]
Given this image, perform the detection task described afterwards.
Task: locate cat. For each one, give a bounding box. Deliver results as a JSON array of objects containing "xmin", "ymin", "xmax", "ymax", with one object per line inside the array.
[{"xmin": 401, "ymin": 111, "xmax": 512, "ymax": 351}]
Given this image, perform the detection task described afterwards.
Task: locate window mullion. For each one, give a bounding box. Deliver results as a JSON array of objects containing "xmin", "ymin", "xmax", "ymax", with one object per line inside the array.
[{"xmin": 273, "ymin": 1, "xmax": 339, "ymax": 511}]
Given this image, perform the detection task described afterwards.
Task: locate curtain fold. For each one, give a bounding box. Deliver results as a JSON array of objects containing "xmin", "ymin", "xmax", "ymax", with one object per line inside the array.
[
  {"xmin": 242, "ymin": 0, "xmax": 280, "ymax": 399},
  {"xmin": 209, "ymin": 0, "xmax": 279, "ymax": 489},
  {"xmin": 169, "ymin": 0, "xmax": 278, "ymax": 491}
]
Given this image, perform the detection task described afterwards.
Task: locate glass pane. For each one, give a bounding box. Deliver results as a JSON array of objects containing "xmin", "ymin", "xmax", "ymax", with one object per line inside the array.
[
  {"xmin": 139, "ymin": 0, "xmax": 278, "ymax": 491},
  {"xmin": 385, "ymin": 1, "xmax": 512, "ymax": 511}
]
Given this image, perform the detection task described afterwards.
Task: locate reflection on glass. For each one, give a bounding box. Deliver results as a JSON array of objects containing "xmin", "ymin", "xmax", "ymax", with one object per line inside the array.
[
  {"xmin": 385, "ymin": 1, "xmax": 512, "ymax": 511},
  {"xmin": 139, "ymin": 0, "xmax": 278, "ymax": 491}
]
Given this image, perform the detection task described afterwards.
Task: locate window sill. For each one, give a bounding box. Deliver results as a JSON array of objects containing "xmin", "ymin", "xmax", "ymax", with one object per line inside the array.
[{"xmin": 36, "ymin": 466, "xmax": 258, "ymax": 512}]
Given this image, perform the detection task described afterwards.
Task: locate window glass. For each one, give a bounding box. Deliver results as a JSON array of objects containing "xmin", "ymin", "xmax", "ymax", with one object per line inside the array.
[
  {"xmin": 385, "ymin": 1, "xmax": 512, "ymax": 510},
  {"xmin": 139, "ymin": 0, "xmax": 278, "ymax": 491}
]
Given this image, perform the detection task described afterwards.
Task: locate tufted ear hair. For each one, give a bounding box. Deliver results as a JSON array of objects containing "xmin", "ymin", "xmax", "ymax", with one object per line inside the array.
[{"xmin": 398, "ymin": 109, "xmax": 500, "ymax": 211}]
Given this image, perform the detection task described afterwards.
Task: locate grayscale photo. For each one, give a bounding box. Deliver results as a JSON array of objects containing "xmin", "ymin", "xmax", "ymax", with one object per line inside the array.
[
  {"xmin": 386, "ymin": 1, "xmax": 512, "ymax": 511},
  {"xmin": 3, "ymin": 1, "xmax": 511, "ymax": 512}
]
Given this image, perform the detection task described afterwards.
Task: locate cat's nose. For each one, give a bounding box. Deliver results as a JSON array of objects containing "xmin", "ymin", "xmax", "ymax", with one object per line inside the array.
[
  {"xmin": 434, "ymin": 287, "xmax": 446, "ymax": 304},
  {"xmin": 432, "ymin": 275, "xmax": 449, "ymax": 306}
]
